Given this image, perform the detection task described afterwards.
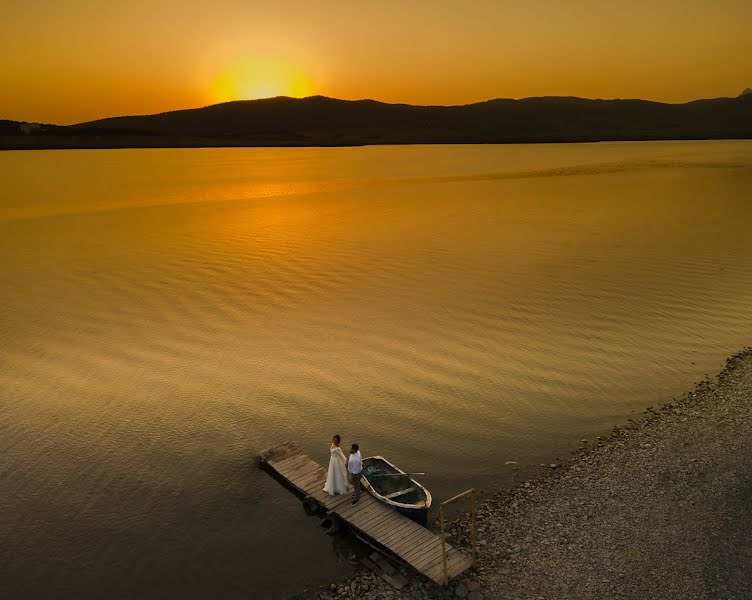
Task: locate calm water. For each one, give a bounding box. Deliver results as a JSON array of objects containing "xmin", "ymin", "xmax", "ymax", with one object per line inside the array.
[{"xmin": 2, "ymin": 142, "xmax": 752, "ymax": 599}]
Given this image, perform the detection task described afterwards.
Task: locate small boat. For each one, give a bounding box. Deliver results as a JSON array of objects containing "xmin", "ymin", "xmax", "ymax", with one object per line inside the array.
[{"xmin": 361, "ymin": 456, "xmax": 432, "ymax": 525}]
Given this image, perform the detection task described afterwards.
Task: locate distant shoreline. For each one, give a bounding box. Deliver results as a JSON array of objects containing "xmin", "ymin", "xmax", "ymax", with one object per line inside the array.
[
  {"xmin": 3, "ymin": 93, "xmax": 751, "ymax": 151},
  {"xmin": 2, "ymin": 136, "xmax": 751, "ymax": 152}
]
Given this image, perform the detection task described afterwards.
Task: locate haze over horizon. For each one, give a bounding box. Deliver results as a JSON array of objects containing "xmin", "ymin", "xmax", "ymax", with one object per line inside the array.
[{"xmin": 4, "ymin": 0, "xmax": 752, "ymax": 124}]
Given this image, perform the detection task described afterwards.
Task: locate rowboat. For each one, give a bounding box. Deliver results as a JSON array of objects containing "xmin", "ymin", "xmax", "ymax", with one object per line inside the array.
[{"xmin": 361, "ymin": 456, "xmax": 432, "ymax": 525}]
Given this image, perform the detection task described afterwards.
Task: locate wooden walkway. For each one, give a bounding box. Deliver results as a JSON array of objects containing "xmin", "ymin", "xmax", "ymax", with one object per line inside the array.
[{"xmin": 260, "ymin": 443, "xmax": 474, "ymax": 585}]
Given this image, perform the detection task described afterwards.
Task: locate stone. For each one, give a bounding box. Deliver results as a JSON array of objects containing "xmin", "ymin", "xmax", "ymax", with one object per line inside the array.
[
  {"xmin": 467, "ymin": 592, "xmax": 483, "ymax": 600},
  {"xmin": 455, "ymin": 582, "xmax": 469, "ymax": 598}
]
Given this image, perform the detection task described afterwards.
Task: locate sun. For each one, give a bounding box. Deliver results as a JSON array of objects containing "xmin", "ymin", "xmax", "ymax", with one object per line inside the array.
[{"xmin": 213, "ymin": 58, "xmax": 313, "ymax": 102}]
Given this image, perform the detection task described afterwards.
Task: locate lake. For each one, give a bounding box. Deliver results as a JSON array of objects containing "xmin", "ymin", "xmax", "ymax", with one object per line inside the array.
[{"xmin": 2, "ymin": 141, "xmax": 752, "ymax": 599}]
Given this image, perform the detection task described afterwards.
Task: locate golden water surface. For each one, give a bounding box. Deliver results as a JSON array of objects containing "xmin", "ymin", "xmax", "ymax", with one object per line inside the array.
[{"xmin": 2, "ymin": 141, "xmax": 752, "ymax": 598}]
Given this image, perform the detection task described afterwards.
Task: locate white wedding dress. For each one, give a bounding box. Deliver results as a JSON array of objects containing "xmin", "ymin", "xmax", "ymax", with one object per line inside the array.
[{"xmin": 323, "ymin": 445, "xmax": 348, "ymax": 495}]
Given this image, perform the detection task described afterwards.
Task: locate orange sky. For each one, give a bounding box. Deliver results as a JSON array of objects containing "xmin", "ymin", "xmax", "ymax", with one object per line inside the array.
[{"xmin": 3, "ymin": 0, "xmax": 751, "ymax": 124}]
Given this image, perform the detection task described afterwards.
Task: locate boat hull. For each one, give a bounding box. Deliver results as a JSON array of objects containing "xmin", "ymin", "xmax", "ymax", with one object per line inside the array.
[
  {"xmin": 361, "ymin": 456, "xmax": 432, "ymax": 526},
  {"xmin": 393, "ymin": 503, "xmax": 429, "ymax": 526}
]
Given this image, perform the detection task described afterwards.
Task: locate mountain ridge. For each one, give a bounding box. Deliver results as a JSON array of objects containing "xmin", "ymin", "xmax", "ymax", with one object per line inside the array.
[{"xmin": 3, "ymin": 94, "xmax": 752, "ymax": 150}]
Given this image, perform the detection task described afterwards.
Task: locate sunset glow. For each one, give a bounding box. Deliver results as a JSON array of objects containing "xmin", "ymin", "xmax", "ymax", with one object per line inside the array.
[{"xmin": 212, "ymin": 58, "xmax": 314, "ymax": 103}]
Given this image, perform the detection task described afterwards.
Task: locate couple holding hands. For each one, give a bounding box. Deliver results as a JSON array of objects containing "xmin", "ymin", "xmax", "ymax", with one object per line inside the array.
[{"xmin": 323, "ymin": 435, "xmax": 363, "ymax": 504}]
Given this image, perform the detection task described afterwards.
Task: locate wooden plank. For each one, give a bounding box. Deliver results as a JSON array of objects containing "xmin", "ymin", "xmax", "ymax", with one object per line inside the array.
[
  {"xmin": 400, "ymin": 525, "xmax": 436, "ymax": 545},
  {"xmin": 410, "ymin": 550, "xmax": 448, "ymax": 573},
  {"xmin": 360, "ymin": 556, "xmax": 382, "ymax": 575},
  {"xmin": 349, "ymin": 510, "xmax": 406, "ymax": 541},
  {"xmin": 260, "ymin": 443, "xmax": 298, "ymax": 464},
  {"xmin": 443, "ymin": 555, "xmax": 474, "ymax": 581},
  {"xmin": 370, "ymin": 512, "xmax": 412, "ymax": 535},
  {"xmin": 350, "ymin": 502, "xmax": 393, "ymax": 524},
  {"xmin": 332, "ymin": 492, "xmax": 354, "ymax": 506},
  {"xmin": 296, "ymin": 471, "xmax": 327, "ymax": 490},
  {"xmin": 365, "ymin": 523, "xmax": 414, "ymax": 547},
  {"xmin": 373, "ymin": 522, "xmax": 424, "ymax": 546},
  {"xmin": 332, "ymin": 496, "xmax": 363, "ymax": 516},
  {"xmin": 272, "ymin": 465, "xmax": 318, "ymax": 484},
  {"xmin": 336, "ymin": 497, "xmax": 380, "ymax": 519},
  {"xmin": 400, "ymin": 536, "xmax": 445, "ymax": 564},
  {"xmin": 289, "ymin": 468, "xmax": 326, "ymax": 488},
  {"xmin": 280, "ymin": 461, "xmax": 320, "ymax": 483},
  {"xmin": 278, "ymin": 456, "xmax": 319, "ymax": 476},
  {"xmin": 447, "ymin": 556, "xmax": 474, "ymax": 579},
  {"xmin": 336, "ymin": 492, "xmax": 376, "ymax": 511},
  {"xmin": 322, "ymin": 493, "xmax": 354, "ymax": 510},
  {"xmin": 276, "ymin": 460, "xmax": 317, "ymax": 480},
  {"xmin": 270, "ymin": 453, "xmax": 308, "ymax": 472},
  {"xmin": 296, "ymin": 477, "xmax": 328, "ymax": 497},
  {"xmin": 352, "ymin": 505, "xmax": 391, "ymax": 525},
  {"xmin": 422, "ymin": 550, "xmax": 472, "ymax": 582},
  {"xmin": 322, "ymin": 490, "xmax": 352, "ymax": 510},
  {"xmin": 311, "ymin": 489, "xmax": 347, "ymax": 505},
  {"xmin": 355, "ymin": 524, "xmax": 411, "ymax": 550},
  {"xmin": 411, "ymin": 544, "xmax": 456, "ymax": 573},
  {"xmin": 353, "ymin": 506, "xmax": 402, "ymax": 530},
  {"xmin": 265, "ymin": 446, "xmax": 305, "ymax": 465},
  {"xmin": 384, "ymin": 536, "xmax": 433, "ymax": 562},
  {"xmin": 383, "ymin": 487, "xmax": 417, "ymax": 500},
  {"xmin": 386, "ymin": 528, "xmax": 438, "ymax": 557},
  {"xmin": 382, "ymin": 572, "xmax": 408, "ymax": 590},
  {"xmin": 293, "ymin": 468, "xmax": 326, "ymax": 489},
  {"xmin": 336, "ymin": 494, "xmax": 376, "ymax": 514},
  {"xmin": 371, "ymin": 553, "xmax": 398, "ymax": 576},
  {"xmin": 316, "ymin": 494, "xmax": 354, "ymax": 513},
  {"xmin": 385, "ymin": 521, "xmax": 436, "ymax": 541},
  {"xmin": 355, "ymin": 512, "xmax": 401, "ymax": 536},
  {"xmin": 321, "ymin": 484, "xmax": 350, "ymax": 497},
  {"xmin": 383, "ymin": 532, "xmax": 437, "ymax": 557},
  {"xmin": 286, "ymin": 473, "xmax": 323, "ymax": 495},
  {"xmin": 377, "ymin": 522, "xmax": 433, "ymax": 548},
  {"xmin": 377, "ymin": 514, "xmax": 420, "ymax": 535},
  {"xmin": 411, "ymin": 543, "xmax": 464, "ymax": 573},
  {"xmin": 412, "ymin": 552, "xmax": 457, "ymax": 580},
  {"xmin": 403, "ymin": 531, "xmax": 445, "ymax": 556},
  {"xmin": 345, "ymin": 503, "xmax": 388, "ymax": 526}
]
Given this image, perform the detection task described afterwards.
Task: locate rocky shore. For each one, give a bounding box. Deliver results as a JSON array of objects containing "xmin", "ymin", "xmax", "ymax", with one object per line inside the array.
[{"xmin": 312, "ymin": 348, "xmax": 752, "ymax": 600}]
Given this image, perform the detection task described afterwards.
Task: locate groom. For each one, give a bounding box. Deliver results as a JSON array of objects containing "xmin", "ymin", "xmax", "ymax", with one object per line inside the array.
[{"xmin": 348, "ymin": 443, "xmax": 363, "ymax": 505}]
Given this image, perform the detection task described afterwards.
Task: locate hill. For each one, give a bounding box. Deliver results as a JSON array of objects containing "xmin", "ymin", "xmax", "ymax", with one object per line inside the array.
[{"xmin": 2, "ymin": 94, "xmax": 752, "ymax": 150}]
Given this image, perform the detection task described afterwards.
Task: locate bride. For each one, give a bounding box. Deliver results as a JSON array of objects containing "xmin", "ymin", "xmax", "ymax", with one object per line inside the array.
[{"xmin": 323, "ymin": 434, "xmax": 348, "ymax": 495}]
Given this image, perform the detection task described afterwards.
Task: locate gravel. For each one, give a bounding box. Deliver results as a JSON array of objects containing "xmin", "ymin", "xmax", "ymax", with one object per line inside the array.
[{"xmin": 310, "ymin": 348, "xmax": 752, "ymax": 600}]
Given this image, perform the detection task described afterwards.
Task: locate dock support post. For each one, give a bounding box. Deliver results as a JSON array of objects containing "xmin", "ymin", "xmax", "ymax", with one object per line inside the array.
[
  {"xmin": 440, "ymin": 504, "xmax": 449, "ymax": 585},
  {"xmin": 471, "ymin": 491, "xmax": 477, "ymax": 563},
  {"xmin": 439, "ymin": 488, "xmax": 477, "ymax": 584}
]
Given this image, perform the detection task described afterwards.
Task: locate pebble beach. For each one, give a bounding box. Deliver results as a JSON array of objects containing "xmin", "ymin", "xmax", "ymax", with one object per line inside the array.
[{"xmin": 312, "ymin": 348, "xmax": 752, "ymax": 600}]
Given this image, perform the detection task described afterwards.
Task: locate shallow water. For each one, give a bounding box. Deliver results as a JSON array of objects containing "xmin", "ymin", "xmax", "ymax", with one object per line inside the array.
[{"xmin": 2, "ymin": 141, "xmax": 752, "ymax": 599}]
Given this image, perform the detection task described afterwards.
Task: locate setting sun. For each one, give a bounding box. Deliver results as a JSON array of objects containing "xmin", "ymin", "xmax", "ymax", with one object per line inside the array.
[{"xmin": 212, "ymin": 58, "xmax": 313, "ymax": 103}]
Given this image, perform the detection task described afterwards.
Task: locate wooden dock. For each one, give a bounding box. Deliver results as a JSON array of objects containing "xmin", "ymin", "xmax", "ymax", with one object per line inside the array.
[{"xmin": 260, "ymin": 443, "xmax": 474, "ymax": 585}]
